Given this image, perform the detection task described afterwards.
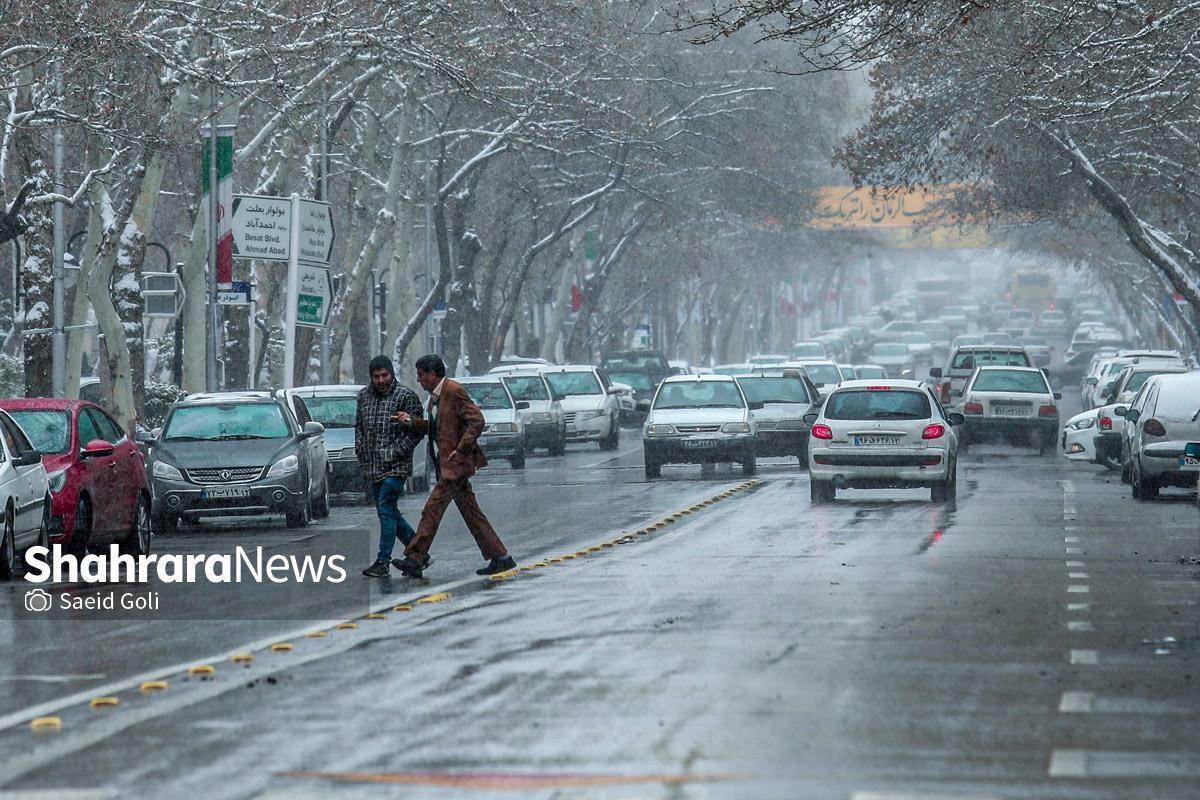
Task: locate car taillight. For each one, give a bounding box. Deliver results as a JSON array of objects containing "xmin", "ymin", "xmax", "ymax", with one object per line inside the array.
[
  {"xmin": 940, "ymin": 381, "xmax": 951, "ymax": 403},
  {"xmin": 964, "ymin": 401, "xmax": 983, "ymax": 415},
  {"xmin": 922, "ymin": 423, "xmax": 946, "ymax": 439},
  {"xmin": 1038, "ymin": 405, "xmax": 1058, "ymax": 417},
  {"xmin": 1143, "ymin": 418, "xmax": 1167, "ymax": 437},
  {"xmin": 811, "ymin": 424, "xmax": 833, "ymax": 440},
  {"xmin": 1099, "ymin": 416, "xmax": 1112, "ymax": 431}
]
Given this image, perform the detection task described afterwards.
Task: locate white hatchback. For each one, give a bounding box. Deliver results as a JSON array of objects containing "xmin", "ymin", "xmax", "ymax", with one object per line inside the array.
[{"xmin": 0, "ymin": 408, "xmax": 51, "ymax": 579}]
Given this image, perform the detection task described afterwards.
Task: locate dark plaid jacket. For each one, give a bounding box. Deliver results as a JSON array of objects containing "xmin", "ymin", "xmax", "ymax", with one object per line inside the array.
[{"xmin": 354, "ymin": 380, "xmax": 425, "ymax": 482}]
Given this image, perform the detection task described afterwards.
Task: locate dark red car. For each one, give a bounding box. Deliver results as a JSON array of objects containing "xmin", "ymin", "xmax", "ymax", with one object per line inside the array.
[{"xmin": 0, "ymin": 399, "xmax": 151, "ymax": 556}]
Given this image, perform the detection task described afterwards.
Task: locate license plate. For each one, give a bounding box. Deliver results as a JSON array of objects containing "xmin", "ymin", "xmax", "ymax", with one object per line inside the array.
[
  {"xmin": 992, "ymin": 405, "xmax": 1029, "ymax": 417},
  {"xmin": 1179, "ymin": 456, "xmax": 1200, "ymax": 471},
  {"xmin": 853, "ymin": 435, "xmax": 903, "ymax": 446},
  {"xmin": 681, "ymin": 439, "xmax": 719, "ymax": 449},
  {"xmin": 202, "ymin": 486, "xmax": 251, "ymax": 499}
]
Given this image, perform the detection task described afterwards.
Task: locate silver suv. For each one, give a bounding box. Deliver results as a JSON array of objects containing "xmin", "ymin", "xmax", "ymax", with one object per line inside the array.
[
  {"xmin": 806, "ymin": 380, "xmax": 962, "ymax": 503},
  {"xmin": 642, "ymin": 375, "xmax": 759, "ymax": 478}
]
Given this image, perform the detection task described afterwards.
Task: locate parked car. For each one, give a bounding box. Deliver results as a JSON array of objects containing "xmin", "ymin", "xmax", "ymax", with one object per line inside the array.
[
  {"xmin": 805, "ymin": 380, "xmax": 962, "ymax": 503},
  {"xmin": 144, "ymin": 391, "xmax": 328, "ymax": 532},
  {"xmin": 1091, "ymin": 362, "xmax": 1190, "ymax": 469},
  {"xmin": 457, "ymin": 377, "xmax": 528, "ymax": 469},
  {"xmin": 1061, "ymin": 409, "xmax": 1100, "ymax": 462},
  {"xmin": 960, "ymin": 366, "xmax": 1060, "ymax": 453},
  {"xmin": 641, "ymin": 375, "xmax": 759, "ymax": 478},
  {"xmin": 538, "ymin": 365, "xmax": 621, "ymax": 450},
  {"xmin": 0, "ymin": 408, "xmax": 51, "ymax": 579},
  {"xmin": 1119, "ymin": 372, "xmax": 1200, "ymax": 500},
  {"xmin": 0, "ymin": 399, "xmax": 150, "ymax": 557},
  {"xmin": 501, "ymin": 372, "xmax": 566, "ymax": 455},
  {"xmin": 735, "ymin": 373, "xmax": 817, "ymax": 463}
]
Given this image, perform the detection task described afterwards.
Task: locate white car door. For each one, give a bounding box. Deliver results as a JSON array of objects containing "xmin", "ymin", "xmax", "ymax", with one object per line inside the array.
[{"xmin": 0, "ymin": 414, "xmax": 44, "ymax": 539}]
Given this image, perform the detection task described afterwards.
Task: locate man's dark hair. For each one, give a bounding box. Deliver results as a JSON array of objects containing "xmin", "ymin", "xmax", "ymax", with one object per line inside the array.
[
  {"xmin": 414, "ymin": 354, "xmax": 446, "ymax": 378},
  {"xmin": 368, "ymin": 355, "xmax": 394, "ymax": 377}
]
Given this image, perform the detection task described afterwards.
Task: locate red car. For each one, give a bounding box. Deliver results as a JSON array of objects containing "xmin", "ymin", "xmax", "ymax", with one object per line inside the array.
[{"xmin": 0, "ymin": 399, "xmax": 151, "ymax": 556}]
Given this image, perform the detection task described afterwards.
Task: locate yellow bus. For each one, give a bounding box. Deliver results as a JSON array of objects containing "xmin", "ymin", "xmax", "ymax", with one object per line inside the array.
[{"xmin": 1008, "ymin": 270, "xmax": 1056, "ymax": 312}]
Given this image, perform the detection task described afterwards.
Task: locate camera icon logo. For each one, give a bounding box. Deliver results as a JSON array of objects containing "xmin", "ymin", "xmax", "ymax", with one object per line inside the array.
[{"xmin": 24, "ymin": 588, "xmax": 53, "ymax": 613}]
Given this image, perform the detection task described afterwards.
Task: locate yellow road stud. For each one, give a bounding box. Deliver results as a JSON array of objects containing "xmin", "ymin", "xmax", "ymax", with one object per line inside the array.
[
  {"xmin": 231, "ymin": 653, "xmax": 255, "ymax": 664},
  {"xmin": 139, "ymin": 680, "xmax": 169, "ymax": 692},
  {"xmin": 271, "ymin": 643, "xmax": 294, "ymax": 652},
  {"xmin": 188, "ymin": 664, "xmax": 216, "ymax": 675},
  {"xmin": 336, "ymin": 623, "xmax": 358, "ymax": 630},
  {"xmin": 417, "ymin": 592, "xmax": 451, "ymax": 604},
  {"xmin": 30, "ymin": 716, "xmax": 61, "ymax": 733},
  {"xmin": 392, "ymin": 604, "xmax": 413, "ymax": 612},
  {"xmin": 574, "ymin": 550, "xmax": 590, "ymax": 557},
  {"xmin": 367, "ymin": 613, "xmax": 387, "ymax": 620},
  {"xmin": 90, "ymin": 697, "xmax": 119, "ymax": 709},
  {"xmin": 304, "ymin": 630, "xmax": 328, "ymax": 638}
]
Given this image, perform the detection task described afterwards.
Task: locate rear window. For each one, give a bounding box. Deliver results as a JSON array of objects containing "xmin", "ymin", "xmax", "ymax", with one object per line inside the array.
[
  {"xmin": 502, "ymin": 375, "xmax": 549, "ymax": 401},
  {"xmin": 802, "ymin": 364, "xmax": 841, "ymax": 385},
  {"xmin": 7, "ymin": 410, "xmax": 70, "ymax": 454},
  {"xmin": 971, "ymin": 370, "xmax": 1049, "ymax": 394},
  {"xmin": 543, "ymin": 371, "xmax": 602, "ymax": 396},
  {"xmin": 462, "ymin": 383, "xmax": 512, "ymax": 409},
  {"xmin": 653, "ymin": 381, "xmax": 745, "ymax": 410},
  {"xmin": 1152, "ymin": 382, "xmax": 1200, "ymax": 419},
  {"xmin": 951, "ymin": 350, "xmax": 1030, "ymax": 370},
  {"xmin": 825, "ymin": 390, "xmax": 931, "ymax": 421},
  {"xmin": 871, "ymin": 344, "xmax": 910, "ymax": 357},
  {"xmin": 299, "ymin": 396, "xmax": 357, "ymax": 428},
  {"xmin": 1126, "ymin": 371, "xmax": 1177, "ymax": 393},
  {"xmin": 735, "ymin": 377, "xmax": 811, "ymax": 404},
  {"xmin": 854, "ymin": 366, "xmax": 887, "ymax": 379}
]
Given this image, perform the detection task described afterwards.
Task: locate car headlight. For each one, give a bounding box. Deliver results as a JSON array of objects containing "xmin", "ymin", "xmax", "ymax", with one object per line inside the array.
[
  {"xmin": 152, "ymin": 462, "xmax": 183, "ymax": 481},
  {"xmin": 266, "ymin": 454, "xmax": 299, "ymax": 477},
  {"xmin": 722, "ymin": 422, "xmax": 752, "ymax": 434},
  {"xmin": 1070, "ymin": 417, "xmax": 1096, "ymax": 430},
  {"xmin": 47, "ymin": 469, "xmax": 68, "ymax": 493},
  {"xmin": 646, "ymin": 424, "xmax": 677, "ymax": 436},
  {"xmin": 490, "ymin": 422, "xmax": 518, "ymax": 433}
]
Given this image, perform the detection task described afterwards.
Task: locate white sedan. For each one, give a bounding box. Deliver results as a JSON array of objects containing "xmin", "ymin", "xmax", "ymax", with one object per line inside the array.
[{"xmin": 1060, "ymin": 409, "xmax": 1099, "ymax": 462}]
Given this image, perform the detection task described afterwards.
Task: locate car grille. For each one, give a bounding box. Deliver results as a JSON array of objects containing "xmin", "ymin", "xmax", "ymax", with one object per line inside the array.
[
  {"xmin": 676, "ymin": 424, "xmax": 721, "ymax": 433},
  {"xmin": 185, "ymin": 466, "xmax": 264, "ymax": 485},
  {"xmin": 563, "ymin": 412, "xmax": 577, "ymax": 425}
]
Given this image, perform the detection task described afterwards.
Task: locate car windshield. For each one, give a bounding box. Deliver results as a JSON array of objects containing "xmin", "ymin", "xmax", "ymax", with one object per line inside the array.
[
  {"xmin": 825, "ymin": 389, "xmax": 931, "ymax": 420},
  {"xmin": 790, "ymin": 343, "xmax": 825, "ymax": 358},
  {"xmin": 608, "ymin": 372, "xmax": 654, "ymax": 391},
  {"xmin": 7, "ymin": 410, "xmax": 70, "ymax": 454},
  {"xmin": 952, "ymin": 350, "xmax": 1030, "ymax": 369},
  {"xmin": 163, "ymin": 403, "xmax": 290, "ymax": 441},
  {"xmin": 972, "ymin": 370, "xmax": 1049, "ymax": 393},
  {"xmin": 871, "ymin": 344, "xmax": 909, "ymax": 357},
  {"xmin": 299, "ymin": 395, "xmax": 356, "ymax": 428},
  {"xmin": 653, "ymin": 381, "xmax": 745, "ymax": 409},
  {"xmin": 802, "ymin": 364, "xmax": 841, "ymax": 385},
  {"xmin": 736, "ymin": 377, "xmax": 810, "ymax": 404},
  {"xmin": 854, "ymin": 366, "xmax": 887, "ymax": 379},
  {"xmin": 543, "ymin": 371, "xmax": 602, "ymax": 396},
  {"xmin": 502, "ymin": 375, "xmax": 549, "ymax": 401},
  {"xmin": 463, "ymin": 383, "xmax": 512, "ymax": 409}
]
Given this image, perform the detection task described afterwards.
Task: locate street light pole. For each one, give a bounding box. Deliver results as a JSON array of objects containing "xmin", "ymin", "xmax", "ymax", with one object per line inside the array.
[
  {"xmin": 51, "ymin": 63, "xmax": 66, "ymax": 397},
  {"xmin": 318, "ymin": 87, "xmax": 331, "ymax": 384},
  {"xmin": 205, "ymin": 77, "xmax": 220, "ymax": 393}
]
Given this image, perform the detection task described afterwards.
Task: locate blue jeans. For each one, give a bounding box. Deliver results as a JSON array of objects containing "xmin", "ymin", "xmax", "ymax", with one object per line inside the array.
[{"xmin": 371, "ymin": 476, "xmax": 416, "ymax": 562}]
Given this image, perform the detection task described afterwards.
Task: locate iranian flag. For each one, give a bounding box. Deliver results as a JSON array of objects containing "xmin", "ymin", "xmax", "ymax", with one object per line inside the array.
[{"xmin": 202, "ymin": 128, "xmax": 234, "ymax": 287}]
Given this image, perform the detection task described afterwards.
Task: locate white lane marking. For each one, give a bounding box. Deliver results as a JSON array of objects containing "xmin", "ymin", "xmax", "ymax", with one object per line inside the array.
[
  {"xmin": 851, "ymin": 793, "xmax": 1001, "ymax": 800},
  {"xmin": 1067, "ymin": 603, "xmax": 1090, "ymax": 611},
  {"xmin": 1069, "ymin": 572, "xmax": 1090, "ymax": 579},
  {"xmin": 1070, "ymin": 649, "xmax": 1099, "ymax": 665},
  {"xmin": 0, "ymin": 674, "xmax": 107, "ymax": 684},
  {"xmin": 1066, "ymin": 547, "xmax": 1083, "ymax": 554},
  {"xmin": 1064, "ymin": 536, "xmax": 1080, "ymax": 543},
  {"xmin": 1048, "ymin": 749, "xmax": 1088, "ymax": 777},
  {"xmin": 578, "ymin": 442, "xmax": 642, "ymax": 470},
  {"xmin": 1067, "ymin": 585, "xmax": 1090, "ymax": 593},
  {"xmin": 1059, "ymin": 691, "xmax": 1095, "ymax": 713},
  {"xmin": 0, "ymin": 793, "xmax": 115, "ymax": 800},
  {"xmin": 1062, "ymin": 479, "xmax": 1077, "ymax": 517},
  {"xmin": 1068, "ymin": 621, "xmax": 1095, "ymax": 632},
  {"xmin": 1065, "ymin": 560, "xmax": 1085, "ymax": 567}
]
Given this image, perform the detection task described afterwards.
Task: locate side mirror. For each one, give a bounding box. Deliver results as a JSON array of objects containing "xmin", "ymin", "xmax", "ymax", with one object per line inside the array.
[
  {"xmin": 946, "ymin": 412, "xmax": 965, "ymax": 426},
  {"xmin": 1113, "ymin": 406, "xmax": 1127, "ymax": 417},
  {"xmin": 803, "ymin": 412, "xmax": 820, "ymax": 426},
  {"xmin": 135, "ymin": 430, "xmax": 157, "ymax": 445},
  {"xmin": 1185, "ymin": 442, "xmax": 1200, "ymax": 458},
  {"xmin": 748, "ymin": 401, "xmax": 765, "ymax": 411},
  {"xmin": 302, "ymin": 421, "xmax": 325, "ymax": 438},
  {"xmin": 1054, "ymin": 392, "xmax": 1062, "ymax": 400},
  {"xmin": 635, "ymin": 400, "xmax": 651, "ymax": 413},
  {"xmin": 80, "ymin": 439, "xmax": 114, "ymax": 459},
  {"xmin": 928, "ymin": 367, "xmax": 943, "ymax": 379},
  {"xmin": 515, "ymin": 401, "xmax": 530, "ymax": 410},
  {"xmin": 1124, "ymin": 409, "xmax": 1141, "ymax": 423},
  {"xmin": 14, "ymin": 449, "xmax": 42, "ymax": 467},
  {"xmin": 606, "ymin": 387, "xmax": 621, "ymax": 395}
]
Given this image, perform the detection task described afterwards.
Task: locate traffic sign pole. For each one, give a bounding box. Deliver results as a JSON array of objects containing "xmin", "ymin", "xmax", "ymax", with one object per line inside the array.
[{"xmin": 283, "ymin": 193, "xmax": 301, "ymax": 390}]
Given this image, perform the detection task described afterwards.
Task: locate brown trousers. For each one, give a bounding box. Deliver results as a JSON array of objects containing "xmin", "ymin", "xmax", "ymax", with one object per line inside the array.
[{"xmin": 406, "ymin": 476, "xmax": 506, "ymax": 561}]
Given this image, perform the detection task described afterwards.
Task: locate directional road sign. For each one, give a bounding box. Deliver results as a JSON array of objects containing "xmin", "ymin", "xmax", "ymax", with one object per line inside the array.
[
  {"xmin": 297, "ymin": 200, "xmax": 335, "ymax": 264},
  {"xmin": 231, "ymin": 195, "xmax": 292, "ymax": 261},
  {"xmin": 296, "ymin": 263, "xmax": 333, "ymax": 328}
]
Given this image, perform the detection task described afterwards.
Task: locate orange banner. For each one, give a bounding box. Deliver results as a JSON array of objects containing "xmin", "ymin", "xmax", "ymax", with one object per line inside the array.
[{"xmin": 811, "ymin": 185, "xmax": 969, "ymax": 229}]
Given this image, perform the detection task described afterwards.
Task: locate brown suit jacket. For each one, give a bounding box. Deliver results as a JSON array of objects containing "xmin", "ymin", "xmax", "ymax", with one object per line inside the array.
[{"xmin": 408, "ymin": 378, "xmax": 488, "ymax": 481}]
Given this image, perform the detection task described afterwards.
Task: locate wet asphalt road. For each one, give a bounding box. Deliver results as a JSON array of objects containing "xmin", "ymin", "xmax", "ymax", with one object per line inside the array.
[{"xmin": 0, "ymin": 384, "xmax": 1197, "ymax": 799}]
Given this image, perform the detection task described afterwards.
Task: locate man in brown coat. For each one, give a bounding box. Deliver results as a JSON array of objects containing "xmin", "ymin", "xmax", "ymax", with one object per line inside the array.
[{"xmin": 392, "ymin": 354, "xmax": 516, "ymax": 578}]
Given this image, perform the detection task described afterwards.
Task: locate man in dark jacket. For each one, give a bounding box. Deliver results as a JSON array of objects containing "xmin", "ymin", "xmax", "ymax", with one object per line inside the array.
[
  {"xmin": 393, "ymin": 354, "xmax": 515, "ymax": 578},
  {"xmin": 355, "ymin": 355, "xmax": 425, "ymax": 578}
]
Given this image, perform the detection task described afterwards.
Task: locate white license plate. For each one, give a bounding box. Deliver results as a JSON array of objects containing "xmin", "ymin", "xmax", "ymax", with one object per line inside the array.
[
  {"xmin": 1179, "ymin": 456, "xmax": 1200, "ymax": 471},
  {"xmin": 853, "ymin": 435, "xmax": 903, "ymax": 446},
  {"xmin": 681, "ymin": 439, "xmax": 719, "ymax": 449},
  {"xmin": 992, "ymin": 406, "xmax": 1029, "ymax": 417},
  {"xmin": 202, "ymin": 486, "xmax": 251, "ymax": 499}
]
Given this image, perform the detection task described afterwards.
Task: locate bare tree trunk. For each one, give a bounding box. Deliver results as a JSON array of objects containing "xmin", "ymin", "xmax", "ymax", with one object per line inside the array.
[{"xmin": 88, "ymin": 176, "xmax": 137, "ymax": 432}]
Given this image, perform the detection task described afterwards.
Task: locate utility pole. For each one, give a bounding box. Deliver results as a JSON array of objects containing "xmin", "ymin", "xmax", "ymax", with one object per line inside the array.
[
  {"xmin": 51, "ymin": 63, "xmax": 65, "ymax": 397},
  {"xmin": 205, "ymin": 76, "xmax": 220, "ymax": 393},
  {"xmin": 282, "ymin": 193, "xmax": 301, "ymax": 390},
  {"xmin": 424, "ymin": 158, "xmax": 435, "ymax": 353},
  {"xmin": 318, "ymin": 88, "xmax": 331, "ymax": 383}
]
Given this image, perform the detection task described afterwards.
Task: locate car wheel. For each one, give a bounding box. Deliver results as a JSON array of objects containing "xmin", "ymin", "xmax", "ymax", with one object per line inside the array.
[
  {"xmin": 68, "ymin": 497, "xmax": 92, "ymax": 557},
  {"xmin": 120, "ymin": 497, "xmax": 152, "ymax": 557},
  {"xmin": 1131, "ymin": 460, "xmax": 1159, "ymax": 500},
  {"xmin": 285, "ymin": 500, "xmax": 310, "ymax": 528},
  {"xmin": 152, "ymin": 512, "xmax": 178, "ymax": 535},
  {"xmin": 0, "ymin": 509, "xmax": 15, "ymax": 580},
  {"xmin": 741, "ymin": 456, "xmax": 757, "ymax": 477},
  {"xmin": 599, "ymin": 420, "xmax": 620, "ymax": 451},
  {"xmin": 644, "ymin": 457, "xmax": 661, "ymax": 479},
  {"xmin": 810, "ymin": 480, "xmax": 835, "ymax": 505},
  {"xmin": 509, "ymin": 451, "xmax": 526, "ymax": 470},
  {"xmin": 311, "ymin": 480, "xmax": 330, "ymax": 519},
  {"xmin": 23, "ymin": 500, "xmax": 50, "ymax": 567}
]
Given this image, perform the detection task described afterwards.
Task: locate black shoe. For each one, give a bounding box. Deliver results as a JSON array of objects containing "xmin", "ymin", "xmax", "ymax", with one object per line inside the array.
[
  {"xmin": 361, "ymin": 559, "xmax": 390, "ymax": 578},
  {"xmin": 476, "ymin": 555, "xmax": 516, "ymax": 576},
  {"xmin": 392, "ymin": 554, "xmax": 430, "ymax": 579}
]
